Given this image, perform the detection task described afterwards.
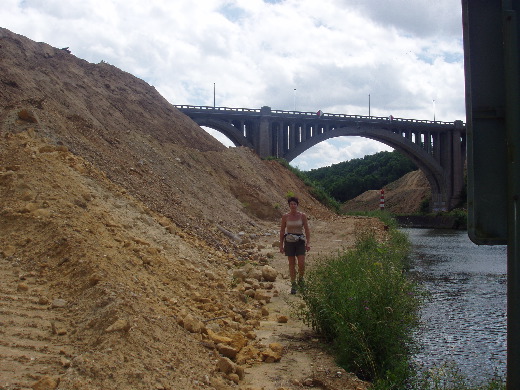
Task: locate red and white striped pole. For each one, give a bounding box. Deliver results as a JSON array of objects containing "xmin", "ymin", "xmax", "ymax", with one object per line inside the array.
[{"xmin": 379, "ymin": 189, "xmax": 385, "ymax": 210}]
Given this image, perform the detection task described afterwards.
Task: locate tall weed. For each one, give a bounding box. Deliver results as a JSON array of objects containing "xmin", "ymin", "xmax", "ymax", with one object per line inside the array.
[{"xmin": 298, "ymin": 228, "xmax": 421, "ymax": 385}]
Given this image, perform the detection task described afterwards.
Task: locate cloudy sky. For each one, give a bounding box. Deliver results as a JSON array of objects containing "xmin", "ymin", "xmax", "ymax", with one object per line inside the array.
[{"xmin": 1, "ymin": 0, "xmax": 465, "ymax": 170}]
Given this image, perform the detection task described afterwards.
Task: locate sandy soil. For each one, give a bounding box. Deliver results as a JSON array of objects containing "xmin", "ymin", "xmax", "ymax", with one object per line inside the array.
[
  {"xmin": 342, "ymin": 170, "xmax": 430, "ymax": 214},
  {"xmin": 0, "ymin": 131, "xmax": 378, "ymax": 390},
  {"xmin": 1, "ymin": 28, "xmax": 416, "ymax": 390}
]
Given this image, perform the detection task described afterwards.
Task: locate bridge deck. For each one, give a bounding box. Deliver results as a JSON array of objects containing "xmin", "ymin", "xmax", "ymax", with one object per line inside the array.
[{"xmin": 173, "ymin": 104, "xmax": 462, "ymax": 128}]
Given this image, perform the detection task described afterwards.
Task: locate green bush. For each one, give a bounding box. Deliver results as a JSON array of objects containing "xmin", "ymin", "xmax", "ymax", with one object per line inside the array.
[
  {"xmin": 446, "ymin": 208, "xmax": 467, "ymax": 229},
  {"xmin": 419, "ymin": 197, "xmax": 431, "ymax": 214},
  {"xmin": 298, "ymin": 228, "xmax": 421, "ymax": 386}
]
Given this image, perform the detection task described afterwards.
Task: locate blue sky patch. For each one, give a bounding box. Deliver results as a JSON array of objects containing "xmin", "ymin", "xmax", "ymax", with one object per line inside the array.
[{"xmin": 218, "ymin": 3, "xmax": 247, "ymax": 23}]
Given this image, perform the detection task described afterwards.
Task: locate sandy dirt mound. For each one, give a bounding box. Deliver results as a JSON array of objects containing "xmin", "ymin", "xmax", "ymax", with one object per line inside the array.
[
  {"xmin": 0, "ymin": 28, "xmax": 333, "ymax": 233},
  {"xmin": 1, "ymin": 131, "xmax": 242, "ymax": 389},
  {"xmin": 0, "ymin": 28, "xmax": 382, "ymax": 390},
  {"xmin": 0, "ymin": 130, "xmax": 374, "ymax": 390},
  {"xmin": 341, "ymin": 170, "xmax": 431, "ymax": 214}
]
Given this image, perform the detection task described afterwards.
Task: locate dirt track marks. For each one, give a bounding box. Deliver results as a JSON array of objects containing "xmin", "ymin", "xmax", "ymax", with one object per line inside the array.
[{"xmin": 0, "ymin": 257, "xmax": 72, "ymax": 389}]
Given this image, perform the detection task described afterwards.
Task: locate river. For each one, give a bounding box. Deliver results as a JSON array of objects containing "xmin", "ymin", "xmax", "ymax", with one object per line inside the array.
[{"xmin": 402, "ymin": 228, "xmax": 507, "ymax": 381}]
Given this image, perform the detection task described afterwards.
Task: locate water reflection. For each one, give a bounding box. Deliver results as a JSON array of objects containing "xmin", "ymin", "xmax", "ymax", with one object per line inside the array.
[{"xmin": 402, "ymin": 228, "xmax": 507, "ymax": 381}]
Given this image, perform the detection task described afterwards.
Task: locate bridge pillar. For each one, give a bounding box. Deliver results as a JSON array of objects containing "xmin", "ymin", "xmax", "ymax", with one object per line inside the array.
[
  {"xmin": 431, "ymin": 193, "xmax": 447, "ymax": 212},
  {"xmin": 450, "ymin": 120, "xmax": 465, "ymax": 207},
  {"xmin": 426, "ymin": 132, "xmax": 432, "ymax": 153},
  {"xmin": 289, "ymin": 122, "xmax": 297, "ymax": 150},
  {"xmin": 433, "ymin": 131, "xmax": 441, "ymax": 162},
  {"xmin": 257, "ymin": 106, "xmax": 272, "ymax": 158},
  {"xmin": 270, "ymin": 121, "xmax": 284, "ymax": 158},
  {"xmin": 277, "ymin": 124, "xmax": 284, "ymax": 157},
  {"xmin": 414, "ymin": 131, "xmax": 420, "ymax": 145},
  {"xmin": 301, "ymin": 123, "xmax": 308, "ymax": 142}
]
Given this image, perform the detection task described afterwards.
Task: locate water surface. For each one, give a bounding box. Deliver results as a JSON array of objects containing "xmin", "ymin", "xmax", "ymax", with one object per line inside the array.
[{"xmin": 403, "ymin": 228, "xmax": 507, "ymax": 380}]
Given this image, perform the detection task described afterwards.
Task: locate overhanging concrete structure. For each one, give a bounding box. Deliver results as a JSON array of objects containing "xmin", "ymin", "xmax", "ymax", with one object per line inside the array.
[{"xmin": 175, "ymin": 105, "xmax": 466, "ymax": 212}]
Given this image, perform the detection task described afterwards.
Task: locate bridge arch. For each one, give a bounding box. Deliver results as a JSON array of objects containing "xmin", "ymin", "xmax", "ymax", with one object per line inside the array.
[
  {"xmin": 284, "ymin": 127, "xmax": 445, "ymax": 202},
  {"xmin": 192, "ymin": 117, "xmax": 254, "ymax": 149}
]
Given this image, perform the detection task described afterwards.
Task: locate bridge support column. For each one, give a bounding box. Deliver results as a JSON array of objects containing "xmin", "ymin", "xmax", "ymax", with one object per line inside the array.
[
  {"xmin": 302, "ymin": 124, "xmax": 309, "ymax": 142},
  {"xmin": 289, "ymin": 123, "xmax": 297, "ymax": 150},
  {"xmin": 276, "ymin": 125, "xmax": 284, "ymax": 157},
  {"xmin": 270, "ymin": 121, "xmax": 284, "ymax": 158},
  {"xmin": 450, "ymin": 120, "xmax": 465, "ymax": 207},
  {"xmin": 257, "ymin": 106, "xmax": 272, "ymax": 158},
  {"xmin": 432, "ymin": 132, "xmax": 441, "ymax": 162}
]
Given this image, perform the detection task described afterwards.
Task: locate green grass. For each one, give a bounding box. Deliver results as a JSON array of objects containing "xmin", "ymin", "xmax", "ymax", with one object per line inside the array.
[{"xmin": 297, "ymin": 227, "xmax": 421, "ymax": 386}]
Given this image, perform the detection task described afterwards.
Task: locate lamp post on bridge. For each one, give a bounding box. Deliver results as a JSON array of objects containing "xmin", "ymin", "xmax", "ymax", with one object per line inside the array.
[{"xmin": 293, "ymin": 88, "xmax": 296, "ymax": 111}]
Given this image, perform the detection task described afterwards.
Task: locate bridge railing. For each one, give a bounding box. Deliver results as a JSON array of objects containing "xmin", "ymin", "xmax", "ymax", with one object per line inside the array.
[
  {"xmin": 174, "ymin": 105, "xmax": 262, "ymax": 114},
  {"xmin": 173, "ymin": 105, "xmax": 461, "ymax": 126}
]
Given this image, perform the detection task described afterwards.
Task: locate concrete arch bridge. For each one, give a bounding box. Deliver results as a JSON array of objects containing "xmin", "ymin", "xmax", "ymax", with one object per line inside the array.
[{"xmin": 174, "ymin": 105, "xmax": 466, "ymax": 212}]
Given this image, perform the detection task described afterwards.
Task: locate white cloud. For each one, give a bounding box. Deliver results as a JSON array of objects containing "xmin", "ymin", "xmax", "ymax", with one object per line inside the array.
[
  {"xmin": 202, "ymin": 127, "xmax": 235, "ymax": 148},
  {"xmin": 1, "ymin": 0, "xmax": 465, "ymax": 169},
  {"xmin": 291, "ymin": 137, "xmax": 393, "ymax": 171}
]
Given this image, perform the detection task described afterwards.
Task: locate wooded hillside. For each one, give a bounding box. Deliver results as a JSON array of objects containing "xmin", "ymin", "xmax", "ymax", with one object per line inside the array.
[{"xmin": 305, "ymin": 150, "xmax": 417, "ymax": 202}]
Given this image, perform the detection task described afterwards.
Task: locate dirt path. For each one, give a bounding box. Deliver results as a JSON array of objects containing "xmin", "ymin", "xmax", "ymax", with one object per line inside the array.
[{"xmin": 239, "ymin": 217, "xmax": 383, "ymax": 390}]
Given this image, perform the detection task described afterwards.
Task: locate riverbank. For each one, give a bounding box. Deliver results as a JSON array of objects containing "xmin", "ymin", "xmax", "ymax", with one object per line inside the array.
[{"xmin": 395, "ymin": 215, "xmax": 466, "ymax": 229}]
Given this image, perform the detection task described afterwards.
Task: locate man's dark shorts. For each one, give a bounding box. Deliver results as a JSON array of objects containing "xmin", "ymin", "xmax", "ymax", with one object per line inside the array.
[{"xmin": 284, "ymin": 239, "xmax": 306, "ymax": 256}]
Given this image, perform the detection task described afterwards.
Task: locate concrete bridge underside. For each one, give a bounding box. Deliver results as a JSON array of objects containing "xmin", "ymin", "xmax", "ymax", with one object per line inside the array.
[{"xmin": 181, "ymin": 106, "xmax": 466, "ymax": 212}]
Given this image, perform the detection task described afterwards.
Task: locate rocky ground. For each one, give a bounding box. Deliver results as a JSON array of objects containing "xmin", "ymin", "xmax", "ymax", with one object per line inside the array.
[
  {"xmin": 1, "ymin": 28, "xmax": 421, "ymax": 390},
  {"xmin": 1, "ymin": 130, "xmax": 380, "ymax": 390}
]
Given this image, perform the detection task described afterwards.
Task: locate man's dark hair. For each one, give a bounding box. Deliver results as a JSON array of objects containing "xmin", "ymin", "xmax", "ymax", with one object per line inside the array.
[{"xmin": 287, "ymin": 196, "xmax": 299, "ymax": 205}]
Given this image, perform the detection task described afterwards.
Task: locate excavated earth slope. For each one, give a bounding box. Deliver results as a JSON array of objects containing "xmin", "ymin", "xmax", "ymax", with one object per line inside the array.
[
  {"xmin": 0, "ymin": 28, "xmax": 384, "ymax": 390},
  {"xmin": 342, "ymin": 170, "xmax": 431, "ymax": 214}
]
